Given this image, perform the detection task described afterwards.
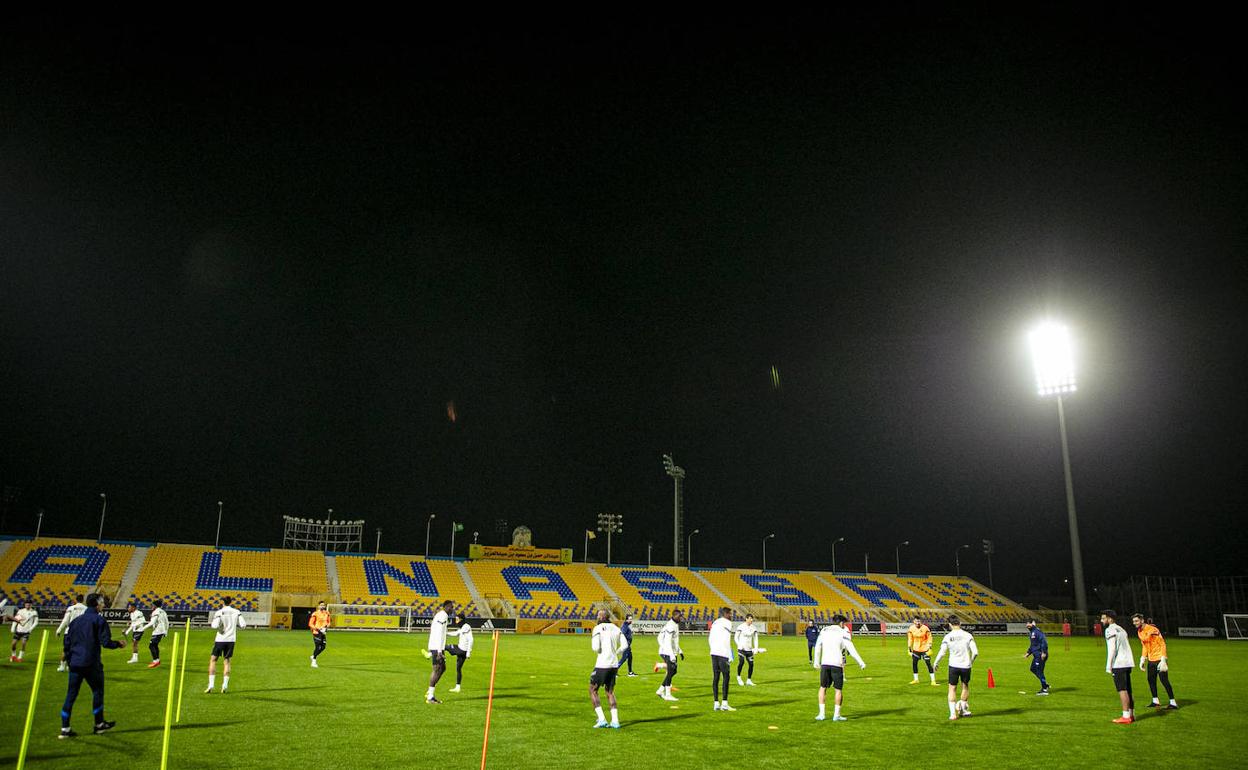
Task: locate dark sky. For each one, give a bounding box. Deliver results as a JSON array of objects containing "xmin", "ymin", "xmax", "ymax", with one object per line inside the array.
[{"xmin": 2, "ymin": 9, "xmax": 1245, "ymax": 601}]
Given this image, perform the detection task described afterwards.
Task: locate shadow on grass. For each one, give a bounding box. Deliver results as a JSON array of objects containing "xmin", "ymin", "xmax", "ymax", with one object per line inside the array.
[
  {"xmin": 850, "ymin": 707, "xmax": 910, "ymax": 718},
  {"xmin": 735, "ymin": 698, "xmax": 802, "ymax": 708},
  {"xmin": 967, "ymin": 708, "xmax": 1025, "ymax": 718},
  {"xmin": 114, "ymin": 720, "xmax": 246, "ymax": 734},
  {"xmin": 240, "ymin": 685, "xmax": 329, "ymax": 693},
  {"xmin": 621, "ymin": 713, "xmax": 703, "ymax": 726}
]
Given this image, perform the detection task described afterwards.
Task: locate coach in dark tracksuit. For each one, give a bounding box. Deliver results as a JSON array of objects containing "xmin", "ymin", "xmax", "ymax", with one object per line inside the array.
[
  {"xmin": 1023, "ymin": 619, "xmax": 1050, "ymax": 694},
  {"xmin": 60, "ymin": 593, "xmax": 123, "ymax": 738},
  {"xmin": 805, "ymin": 622, "xmax": 820, "ymax": 662},
  {"xmin": 620, "ymin": 615, "xmax": 636, "ymax": 675}
]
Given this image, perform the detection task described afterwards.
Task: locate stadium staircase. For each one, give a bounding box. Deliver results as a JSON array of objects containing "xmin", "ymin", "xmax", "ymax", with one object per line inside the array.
[
  {"xmin": 689, "ymin": 569, "xmax": 748, "ymax": 617},
  {"xmin": 0, "ymin": 540, "xmax": 11, "ymax": 562},
  {"xmin": 585, "ymin": 565, "xmax": 621, "ymax": 604},
  {"xmin": 325, "ymin": 554, "xmax": 342, "ymax": 601},
  {"xmin": 114, "ymin": 545, "xmax": 149, "ymax": 603},
  {"xmin": 457, "ymin": 561, "xmax": 493, "ymax": 618}
]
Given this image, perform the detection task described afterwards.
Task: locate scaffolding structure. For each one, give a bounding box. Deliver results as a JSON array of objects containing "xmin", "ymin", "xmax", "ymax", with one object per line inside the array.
[
  {"xmin": 1126, "ymin": 575, "xmax": 1248, "ymax": 632},
  {"xmin": 282, "ymin": 515, "xmax": 364, "ymax": 552}
]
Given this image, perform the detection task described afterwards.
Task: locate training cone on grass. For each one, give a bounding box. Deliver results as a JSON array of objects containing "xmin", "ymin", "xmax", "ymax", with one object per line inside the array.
[{"xmin": 987, "ymin": 668, "xmax": 996, "ymax": 688}]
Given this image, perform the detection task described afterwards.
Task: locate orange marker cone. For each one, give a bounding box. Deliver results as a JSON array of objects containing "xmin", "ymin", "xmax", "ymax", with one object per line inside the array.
[{"xmin": 986, "ymin": 668, "xmax": 996, "ymax": 688}]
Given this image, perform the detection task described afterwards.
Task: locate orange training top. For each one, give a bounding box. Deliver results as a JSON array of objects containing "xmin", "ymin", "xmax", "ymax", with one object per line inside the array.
[
  {"xmin": 907, "ymin": 623, "xmax": 932, "ymax": 653},
  {"xmin": 1137, "ymin": 623, "xmax": 1167, "ymax": 661},
  {"xmin": 309, "ymin": 609, "xmax": 331, "ymax": 633}
]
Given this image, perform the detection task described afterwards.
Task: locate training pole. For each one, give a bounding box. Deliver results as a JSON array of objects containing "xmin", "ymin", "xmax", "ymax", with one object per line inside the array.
[
  {"xmin": 479, "ymin": 630, "xmax": 501, "ymax": 770},
  {"xmin": 15, "ymin": 630, "xmax": 50, "ymax": 770},
  {"xmin": 160, "ymin": 633, "xmax": 180, "ymax": 770},
  {"xmin": 176, "ymin": 619, "xmax": 191, "ymax": 722}
]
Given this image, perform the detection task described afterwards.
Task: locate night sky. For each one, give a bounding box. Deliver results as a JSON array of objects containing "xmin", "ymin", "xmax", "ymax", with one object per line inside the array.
[{"xmin": 2, "ymin": 10, "xmax": 1244, "ymax": 602}]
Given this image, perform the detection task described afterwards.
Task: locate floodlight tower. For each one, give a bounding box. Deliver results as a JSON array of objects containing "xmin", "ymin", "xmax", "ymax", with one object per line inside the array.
[
  {"xmin": 662, "ymin": 454, "xmax": 686, "ymax": 566},
  {"xmin": 597, "ymin": 512, "xmax": 623, "ymax": 566},
  {"xmin": 1029, "ymin": 321, "xmax": 1087, "ymax": 616}
]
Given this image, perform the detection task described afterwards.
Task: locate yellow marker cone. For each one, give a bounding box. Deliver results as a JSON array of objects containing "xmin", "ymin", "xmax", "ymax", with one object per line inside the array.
[{"xmin": 16, "ymin": 629, "xmax": 49, "ymax": 770}]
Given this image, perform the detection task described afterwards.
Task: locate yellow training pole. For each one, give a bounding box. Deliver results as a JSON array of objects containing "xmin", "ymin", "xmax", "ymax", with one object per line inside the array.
[
  {"xmin": 15, "ymin": 629, "xmax": 50, "ymax": 770},
  {"xmin": 176, "ymin": 619, "xmax": 190, "ymax": 722},
  {"xmin": 479, "ymin": 630, "xmax": 501, "ymax": 770},
  {"xmin": 160, "ymin": 633, "xmax": 179, "ymax": 770}
]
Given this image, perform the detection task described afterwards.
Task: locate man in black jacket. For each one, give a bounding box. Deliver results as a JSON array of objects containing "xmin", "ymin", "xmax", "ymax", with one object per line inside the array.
[{"xmin": 59, "ymin": 593, "xmax": 124, "ymax": 739}]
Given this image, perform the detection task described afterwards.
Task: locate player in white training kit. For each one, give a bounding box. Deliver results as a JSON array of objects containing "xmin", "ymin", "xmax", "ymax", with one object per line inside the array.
[
  {"xmin": 709, "ymin": 607, "xmax": 736, "ymax": 712},
  {"xmin": 9, "ymin": 600, "xmax": 38, "ymax": 662},
  {"xmin": 142, "ymin": 599, "xmax": 169, "ymax": 668},
  {"xmin": 933, "ymin": 616, "xmax": 979, "ymax": 720},
  {"xmin": 56, "ymin": 595, "xmax": 88, "ymax": 671},
  {"xmin": 445, "ymin": 612, "xmax": 473, "ymax": 693},
  {"xmin": 205, "ymin": 596, "xmax": 246, "ymax": 693},
  {"xmin": 735, "ymin": 614, "xmax": 761, "ymax": 686},
  {"xmin": 813, "ymin": 613, "xmax": 867, "ymax": 721},
  {"xmin": 655, "ymin": 609, "xmax": 684, "ymax": 701},
  {"xmin": 1101, "ymin": 609, "xmax": 1136, "ymax": 724},
  {"xmin": 123, "ymin": 602, "xmax": 147, "ymax": 663},
  {"xmin": 588, "ymin": 609, "xmax": 627, "ymax": 728},
  {"xmin": 425, "ymin": 600, "xmax": 453, "ymax": 704}
]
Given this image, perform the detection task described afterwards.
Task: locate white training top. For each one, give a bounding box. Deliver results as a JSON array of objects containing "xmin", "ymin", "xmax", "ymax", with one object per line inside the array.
[
  {"xmin": 1105, "ymin": 623, "xmax": 1134, "ymax": 670},
  {"xmin": 658, "ymin": 619, "xmax": 682, "ymax": 657},
  {"xmin": 591, "ymin": 621, "xmax": 627, "ymax": 669},
  {"xmin": 934, "ymin": 628, "xmax": 979, "ymax": 669},
  {"xmin": 449, "ymin": 622, "xmax": 474, "ymax": 655},
  {"xmin": 428, "ymin": 609, "xmax": 449, "ymax": 652},
  {"xmin": 57, "ymin": 603, "xmax": 87, "ymax": 635},
  {"xmin": 12, "ymin": 608, "xmax": 38, "ymax": 634},
  {"xmin": 735, "ymin": 622, "xmax": 759, "ymax": 652},
  {"xmin": 709, "ymin": 617, "xmax": 734, "ymax": 658},
  {"xmin": 815, "ymin": 624, "xmax": 866, "ymax": 668},
  {"xmin": 210, "ymin": 606, "xmax": 246, "ymax": 642},
  {"xmin": 144, "ymin": 607, "xmax": 169, "ymax": 636},
  {"xmin": 124, "ymin": 609, "xmax": 146, "ymax": 635}
]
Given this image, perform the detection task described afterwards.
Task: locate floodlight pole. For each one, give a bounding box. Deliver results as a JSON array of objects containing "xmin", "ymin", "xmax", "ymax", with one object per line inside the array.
[
  {"xmin": 425, "ymin": 514, "xmax": 436, "ymax": 558},
  {"xmin": 214, "ymin": 501, "xmax": 224, "ymax": 549},
  {"xmin": 663, "ymin": 454, "xmax": 686, "ymax": 565},
  {"xmin": 375, "ymin": 528, "xmax": 382, "ymax": 554},
  {"xmin": 955, "ymin": 544, "xmax": 969, "ymax": 577},
  {"xmin": 35, "ymin": 509, "xmax": 44, "ymax": 540},
  {"xmin": 762, "ymin": 533, "xmax": 775, "ymax": 570},
  {"xmin": 895, "ymin": 540, "xmax": 909, "ymax": 575},
  {"xmin": 97, "ymin": 493, "xmax": 107, "ymax": 543},
  {"xmin": 687, "ymin": 529, "xmax": 700, "ymax": 569},
  {"xmin": 1056, "ymin": 394, "xmax": 1087, "ymax": 616},
  {"xmin": 646, "ymin": 542, "xmax": 653, "ymax": 569},
  {"xmin": 597, "ymin": 513, "xmax": 623, "ymax": 567},
  {"xmin": 864, "ymin": 552, "xmax": 869, "ymax": 573},
  {"xmin": 832, "ymin": 536, "xmax": 845, "ymax": 573}
]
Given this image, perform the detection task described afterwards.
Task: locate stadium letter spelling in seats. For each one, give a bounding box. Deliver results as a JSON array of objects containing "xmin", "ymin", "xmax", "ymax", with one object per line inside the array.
[
  {"xmin": 196, "ymin": 552, "xmax": 274, "ymax": 592},
  {"xmin": 837, "ymin": 576, "xmax": 918, "ymax": 607},
  {"xmin": 619, "ymin": 570, "xmax": 699, "ymax": 604},
  {"xmin": 739, "ymin": 574, "xmax": 817, "ymax": 606},
  {"xmin": 500, "ymin": 566, "xmax": 577, "ymax": 600},
  {"xmin": 362, "ymin": 560, "xmax": 439, "ymax": 596},
  {"xmin": 8, "ymin": 546, "xmax": 111, "ymax": 585}
]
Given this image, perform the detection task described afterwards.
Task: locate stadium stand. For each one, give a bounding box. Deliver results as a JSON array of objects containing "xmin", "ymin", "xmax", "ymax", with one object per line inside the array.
[
  {"xmin": 129, "ymin": 544, "xmax": 326, "ymax": 612},
  {"xmin": 463, "ymin": 561, "xmax": 603, "ymax": 619},
  {"xmin": 0, "ymin": 538, "xmax": 135, "ymax": 608},
  {"xmin": 334, "ymin": 554, "xmax": 475, "ymax": 616},
  {"xmin": 595, "ymin": 566, "xmax": 718, "ymax": 623}
]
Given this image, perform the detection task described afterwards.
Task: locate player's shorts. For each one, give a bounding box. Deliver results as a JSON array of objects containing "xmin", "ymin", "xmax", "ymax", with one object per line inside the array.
[
  {"xmin": 13, "ymin": 632, "xmax": 30, "ymax": 642},
  {"xmin": 429, "ymin": 650, "xmax": 446, "ymax": 666},
  {"xmin": 911, "ymin": 650, "xmax": 931, "ymax": 659},
  {"xmin": 738, "ymin": 649, "xmax": 754, "ymax": 660},
  {"xmin": 947, "ymin": 666, "xmax": 971, "ymax": 686},
  {"xmin": 1111, "ymin": 667, "xmax": 1133, "ymax": 691},
  {"xmin": 661, "ymin": 654, "xmax": 678, "ymax": 674},
  {"xmin": 210, "ymin": 641, "xmax": 235, "ymax": 659},
  {"xmin": 589, "ymin": 666, "xmax": 619, "ymax": 691},
  {"xmin": 132, "ymin": 631, "xmax": 144, "ymax": 641},
  {"xmin": 820, "ymin": 664, "xmax": 845, "ymax": 690}
]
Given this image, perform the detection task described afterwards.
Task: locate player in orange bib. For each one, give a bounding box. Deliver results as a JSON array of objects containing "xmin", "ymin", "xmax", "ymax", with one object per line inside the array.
[
  {"xmin": 309, "ymin": 602, "xmax": 331, "ymax": 668},
  {"xmin": 1132, "ymin": 614, "xmax": 1177, "ymax": 709},
  {"xmin": 907, "ymin": 617, "xmax": 936, "ymax": 685}
]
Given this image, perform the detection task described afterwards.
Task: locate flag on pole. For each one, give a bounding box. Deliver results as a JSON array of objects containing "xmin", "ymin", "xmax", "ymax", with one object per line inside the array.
[
  {"xmin": 453, "ymin": 522, "xmax": 464, "ymax": 532},
  {"xmin": 586, "ymin": 530, "xmax": 596, "ymax": 539}
]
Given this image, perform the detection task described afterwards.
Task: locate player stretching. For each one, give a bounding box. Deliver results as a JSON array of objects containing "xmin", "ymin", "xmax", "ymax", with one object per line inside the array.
[
  {"xmin": 933, "ymin": 616, "xmax": 979, "ymax": 720},
  {"xmin": 907, "ymin": 617, "xmax": 936, "ymax": 685},
  {"xmin": 589, "ymin": 609, "xmax": 627, "ymax": 728},
  {"xmin": 655, "ymin": 609, "xmax": 683, "ymax": 701},
  {"xmin": 309, "ymin": 601, "xmax": 330, "ymax": 667},
  {"xmin": 709, "ymin": 607, "xmax": 735, "ymax": 712},
  {"xmin": 735, "ymin": 614, "xmax": 760, "ymax": 686},
  {"xmin": 1101, "ymin": 610, "xmax": 1135, "ymax": 724},
  {"xmin": 143, "ymin": 599, "xmax": 169, "ymax": 668},
  {"xmin": 9, "ymin": 600, "xmax": 38, "ymax": 662},
  {"xmin": 56, "ymin": 595, "xmax": 87, "ymax": 671},
  {"xmin": 205, "ymin": 596, "xmax": 246, "ymax": 693},
  {"xmin": 425, "ymin": 599, "xmax": 453, "ymax": 704},
  {"xmin": 1023, "ymin": 619, "xmax": 1049, "ymax": 694},
  {"xmin": 446, "ymin": 612, "xmax": 473, "ymax": 692},
  {"xmin": 1132, "ymin": 613, "xmax": 1177, "ymax": 709},
  {"xmin": 123, "ymin": 602, "xmax": 146, "ymax": 664},
  {"xmin": 812, "ymin": 613, "xmax": 866, "ymax": 721}
]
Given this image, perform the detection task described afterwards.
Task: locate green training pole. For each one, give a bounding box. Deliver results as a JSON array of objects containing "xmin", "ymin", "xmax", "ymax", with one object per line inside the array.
[
  {"xmin": 160, "ymin": 633, "xmax": 180, "ymax": 770},
  {"xmin": 16, "ymin": 629, "xmax": 50, "ymax": 770},
  {"xmin": 176, "ymin": 619, "xmax": 190, "ymax": 722}
]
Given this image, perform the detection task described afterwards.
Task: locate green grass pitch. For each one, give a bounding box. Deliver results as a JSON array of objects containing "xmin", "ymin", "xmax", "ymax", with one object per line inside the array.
[{"xmin": 2, "ymin": 630, "xmax": 1242, "ymax": 769}]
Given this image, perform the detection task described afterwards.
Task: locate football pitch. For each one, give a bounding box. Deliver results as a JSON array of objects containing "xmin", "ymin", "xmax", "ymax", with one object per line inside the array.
[{"xmin": 1, "ymin": 630, "xmax": 1241, "ymax": 769}]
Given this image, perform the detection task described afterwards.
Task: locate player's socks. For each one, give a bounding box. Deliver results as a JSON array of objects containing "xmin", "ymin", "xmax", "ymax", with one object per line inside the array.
[
  {"xmin": 818, "ymin": 704, "xmax": 826, "ymax": 719},
  {"xmin": 1168, "ymin": 699, "xmax": 1178, "ymax": 708},
  {"xmin": 747, "ymin": 679, "xmax": 754, "ymax": 685},
  {"xmin": 222, "ymin": 676, "xmax": 229, "ymax": 692},
  {"xmin": 737, "ymin": 676, "xmax": 744, "ymax": 686},
  {"xmin": 426, "ymin": 686, "xmax": 435, "ymax": 700},
  {"xmin": 720, "ymin": 701, "xmax": 735, "ymax": 712},
  {"xmin": 930, "ymin": 674, "xmax": 937, "ymax": 684},
  {"xmin": 948, "ymin": 701, "xmax": 958, "ymax": 719},
  {"xmin": 609, "ymin": 708, "xmax": 618, "ymax": 725},
  {"xmin": 655, "ymin": 686, "xmax": 664, "ymax": 696},
  {"xmin": 960, "ymin": 700, "xmax": 970, "ymax": 715},
  {"xmin": 594, "ymin": 706, "xmax": 605, "ymax": 722},
  {"xmin": 206, "ymin": 675, "xmax": 215, "ymax": 691},
  {"xmin": 17, "ymin": 651, "xmax": 24, "ymax": 660}
]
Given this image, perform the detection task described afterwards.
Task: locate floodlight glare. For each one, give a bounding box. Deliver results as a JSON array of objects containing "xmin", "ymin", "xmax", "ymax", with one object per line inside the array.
[{"xmin": 1029, "ymin": 322, "xmax": 1077, "ymax": 396}]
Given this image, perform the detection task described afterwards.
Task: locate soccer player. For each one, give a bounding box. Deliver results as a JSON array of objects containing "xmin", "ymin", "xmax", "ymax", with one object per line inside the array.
[
  {"xmin": 735, "ymin": 613, "xmax": 760, "ymax": 686},
  {"xmin": 1132, "ymin": 613, "xmax": 1177, "ymax": 709},
  {"xmin": 143, "ymin": 599, "xmax": 169, "ymax": 668},
  {"xmin": 446, "ymin": 612, "xmax": 473, "ymax": 692},
  {"xmin": 589, "ymin": 609, "xmax": 627, "ymax": 728},
  {"xmin": 812, "ymin": 613, "xmax": 867, "ymax": 721},
  {"xmin": 933, "ymin": 616, "xmax": 979, "ymax": 720},
  {"xmin": 1101, "ymin": 610, "xmax": 1135, "ymax": 724},
  {"xmin": 425, "ymin": 599, "xmax": 453, "ymax": 704},
  {"xmin": 9, "ymin": 600, "xmax": 38, "ymax": 662},
  {"xmin": 805, "ymin": 620, "xmax": 819, "ymax": 662},
  {"xmin": 59, "ymin": 593, "xmax": 124, "ymax": 738},
  {"xmin": 205, "ymin": 596, "xmax": 246, "ymax": 693},
  {"xmin": 56, "ymin": 595, "xmax": 88, "ymax": 672},
  {"xmin": 709, "ymin": 607, "xmax": 735, "ymax": 712},
  {"xmin": 123, "ymin": 602, "xmax": 146, "ymax": 664},
  {"xmin": 1023, "ymin": 619, "xmax": 1049, "ymax": 694},
  {"xmin": 620, "ymin": 614, "xmax": 636, "ymax": 676},
  {"xmin": 309, "ymin": 601, "xmax": 330, "ymax": 668},
  {"xmin": 906, "ymin": 616, "xmax": 936, "ymax": 685},
  {"xmin": 655, "ymin": 609, "xmax": 683, "ymax": 701}
]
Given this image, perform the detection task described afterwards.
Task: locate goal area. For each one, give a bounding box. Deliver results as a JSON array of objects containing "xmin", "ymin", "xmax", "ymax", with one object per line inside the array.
[
  {"xmin": 327, "ymin": 604, "xmax": 419, "ymax": 632},
  {"xmin": 1224, "ymin": 614, "xmax": 1248, "ymax": 640}
]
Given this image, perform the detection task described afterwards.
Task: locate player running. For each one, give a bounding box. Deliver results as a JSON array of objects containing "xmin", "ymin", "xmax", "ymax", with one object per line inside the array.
[
  {"xmin": 589, "ymin": 609, "xmax": 627, "ymax": 728},
  {"xmin": 9, "ymin": 600, "xmax": 38, "ymax": 662},
  {"xmin": 1023, "ymin": 618, "xmax": 1049, "ymax": 694},
  {"xmin": 907, "ymin": 616, "xmax": 936, "ymax": 685},
  {"xmin": 309, "ymin": 601, "xmax": 330, "ymax": 668},
  {"xmin": 933, "ymin": 616, "xmax": 979, "ymax": 720},
  {"xmin": 655, "ymin": 609, "xmax": 683, "ymax": 701}
]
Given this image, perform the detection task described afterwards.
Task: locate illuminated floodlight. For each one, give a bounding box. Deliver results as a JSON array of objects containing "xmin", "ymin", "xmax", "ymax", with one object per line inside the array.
[{"xmin": 1029, "ymin": 322, "xmax": 1077, "ymax": 396}]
